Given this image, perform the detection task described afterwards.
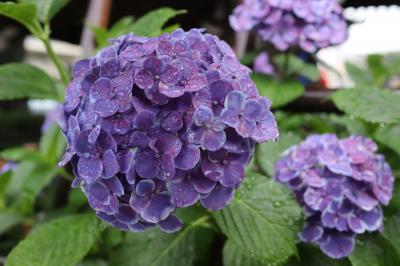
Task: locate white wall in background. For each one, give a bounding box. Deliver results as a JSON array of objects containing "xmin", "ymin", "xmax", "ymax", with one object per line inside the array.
[{"xmin": 317, "ymin": 5, "xmax": 400, "ymax": 88}]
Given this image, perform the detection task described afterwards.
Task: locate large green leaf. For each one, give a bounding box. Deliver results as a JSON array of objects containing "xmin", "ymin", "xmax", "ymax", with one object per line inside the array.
[
  {"xmin": 110, "ymin": 215, "xmax": 208, "ymax": 266},
  {"xmin": 5, "ymin": 214, "xmax": 100, "ymax": 266},
  {"xmin": 20, "ymin": 0, "xmax": 70, "ymax": 22},
  {"xmin": 375, "ymin": 124, "xmax": 400, "ymax": 156},
  {"xmin": 252, "ymin": 73, "xmax": 305, "ymax": 108},
  {"xmin": 0, "ymin": 2, "xmax": 41, "ymax": 35},
  {"xmin": 0, "ymin": 212, "xmax": 22, "ymax": 235},
  {"xmin": 223, "ymin": 239, "xmax": 267, "ymax": 266},
  {"xmin": 0, "ymin": 63, "xmax": 58, "ymax": 100},
  {"xmin": 256, "ymin": 132, "xmax": 301, "ymax": 177},
  {"xmin": 214, "ymin": 172, "xmax": 303, "ymax": 265},
  {"xmin": 349, "ymin": 234, "xmax": 400, "ymax": 266},
  {"xmin": 331, "ymin": 87, "xmax": 400, "ymax": 124}
]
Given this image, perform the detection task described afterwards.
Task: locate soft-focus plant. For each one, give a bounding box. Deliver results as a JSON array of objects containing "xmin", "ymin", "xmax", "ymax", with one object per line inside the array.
[
  {"xmin": 0, "ymin": 1, "xmax": 399, "ymax": 266},
  {"xmin": 230, "ymin": 0, "xmax": 349, "ymax": 108}
]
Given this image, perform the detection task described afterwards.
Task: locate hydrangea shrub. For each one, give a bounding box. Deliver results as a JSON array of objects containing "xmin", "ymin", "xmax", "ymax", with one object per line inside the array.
[
  {"xmin": 274, "ymin": 134, "xmax": 394, "ymax": 258},
  {"xmin": 229, "ymin": 0, "xmax": 348, "ymax": 52},
  {"xmin": 59, "ymin": 28, "xmax": 279, "ymax": 233}
]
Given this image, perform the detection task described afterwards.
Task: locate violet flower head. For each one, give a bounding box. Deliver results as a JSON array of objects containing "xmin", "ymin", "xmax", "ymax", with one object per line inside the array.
[
  {"xmin": 274, "ymin": 134, "xmax": 394, "ymax": 259},
  {"xmin": 59, "ymin": 28, "xmax": 278, "ymax": 233},
  {"xmin": 229, "ymin": 0, "xmax": 348, "ymax": 52}
]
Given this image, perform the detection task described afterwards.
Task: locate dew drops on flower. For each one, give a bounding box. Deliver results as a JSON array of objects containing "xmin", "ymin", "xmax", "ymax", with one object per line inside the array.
[
  {"xmin": 229, "ymin": 0, "xmax": 348, "ymax": 52},
  {"xmin": 274, "ymin": 134, "xmax": 394, "ymax": 259},
  {"xmin": 59, "ymin": 28, "xmax": 279, "ymax": 233}
]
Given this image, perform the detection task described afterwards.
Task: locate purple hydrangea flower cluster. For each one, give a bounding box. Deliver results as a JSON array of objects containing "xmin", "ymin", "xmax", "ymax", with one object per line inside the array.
[
  {"xmin": 229, "ymin": 0, "xmax": 348, "ymax": 52},
  {"xmin": 59, "ymin": 28, "xmax": 279, "ymax": 233},
  {"xmin": 274, "ymin": 134, "xmax": 394, "ymax": 259}
]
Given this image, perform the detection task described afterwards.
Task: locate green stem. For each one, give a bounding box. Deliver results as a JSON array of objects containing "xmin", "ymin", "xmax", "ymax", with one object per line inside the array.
[
  {"xmin": 42, "ymin": 37, "xmax": 70, "ymax": 85},
  {"xmin": 282, "ymin": 51, "xmax": 290, "ymax": 80}
]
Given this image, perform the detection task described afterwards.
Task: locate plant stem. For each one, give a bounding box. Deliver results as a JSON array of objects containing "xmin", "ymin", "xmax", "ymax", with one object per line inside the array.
[
  {"xmin": 282, "ymin": 51, "xmax": 290, "ymax": 80},
  {"xmin": 42, "ymin": 37, "xmax": 70, "ymax": 85}
]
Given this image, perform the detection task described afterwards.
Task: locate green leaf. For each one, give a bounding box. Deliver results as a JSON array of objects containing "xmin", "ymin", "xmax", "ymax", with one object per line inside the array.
[
  {"xmin": 256, "ymin": 132, "xmax": 301, "ymax": 177},
  {"xmin": 5, "ymin": 214, "xmax": 100, "ymax": 266},
  {"xmin": 0, "ymin": 147, "xmax": 44, "ymax": 163},
  {"xmin": 39, "ymin": 124, "xmax": 66, "ymax": 164},
  {"xmin": 331, "ymin": 87, "xmax": 400, "ymax": 124},
  {"xmin": 382, "ymin": 214, "xmax": 400, "ymax": 257},
  {"xmin": 13, "ymin": 164, "xmax": 58, "ymax": 214},
  {"xmin": 0, "ymin": 171, "xmax": 13, "ymax": 209},
  {"xmin": 92, "ymin": 16, "xmax": 135, "ymax": 47},
  {"xmin": 92, "ymin": 8, "xmax": 186, "ymax": 48},
  {"xmin": 0, "ymin": 211, "xmax": 21, "ymax": 235},
  {"xmin": 0, "ymin": 2, "xmax": 41, "ymax": 35},
  {"xmin": 367, "ymin": 54, "xmax": 389, "ymax": 88},
  {"xmin": 214, "ymin": 172, "xmax": 304, "ymax": 265},
  {"xmin": 345, "ymin": 62, "xmax": 373, "ymax": 86},
  {"xmin": 349, "ymin": 234, "xmax": 400, "ymax": 266},
  {"xmin": 110, "ymin": 215, "xmax": 208, "ymax": 266},
  {"xmin": 128, "ymin": 8, "xmax": 186, "ymax": 37},
  {"xmin": 274, "ymin": 54, "xmax": 319, "ymax": 81},
  {"xmin": 0, "ymin": 63, "xmax": 58, "ymax": 101},
  {"xmin": 20, "ymin": 0, "xmax": 70, "ymax": 22},
  {"xmin": 252, "ymin": 73, "xmax": 305, "ymax": 108},
  {"xmin": 374, "ymin": 124, "xmax": 400, "ymax": 156},
  {"xmin": 223, "ymin": 239, "xmax": 266, "ymax": 266},
  {"xmin": 6, "ymin": 161, "xmax": 36, "ymax": 198},
  {"xmin": 287, "ymin": 244, "xmax": 351, "ymax": 266}
]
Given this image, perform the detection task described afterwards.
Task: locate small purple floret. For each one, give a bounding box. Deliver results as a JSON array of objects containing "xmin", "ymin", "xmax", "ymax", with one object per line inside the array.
[
  {"xmin": 59, "ymin": 29, "xmax": 278, "ymax": 233},
  {"xmin": 274, "ymin": 134, "xmax": 394, "ymax": 258}
]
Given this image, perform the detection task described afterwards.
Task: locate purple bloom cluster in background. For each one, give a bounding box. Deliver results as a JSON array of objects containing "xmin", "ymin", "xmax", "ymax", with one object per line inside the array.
[
  {"xmin": 229, "ymin": 0, "xmax": 348, "ymax": 52},
  {"xmin": 253, "ymin": 52, "xmax": 274, "ymax": 75},
  {"xmin": 274, "ymin": 134, "xmax": 394, "ymax": 259},
  {"xmin": 59, "ymin": 29, "xmax": 278, "ymax": 233}
]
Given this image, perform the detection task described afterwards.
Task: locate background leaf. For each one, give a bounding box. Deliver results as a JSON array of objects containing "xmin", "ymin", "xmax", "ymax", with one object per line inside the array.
[
  {"xmin": 274, "ymin": 54, "xmax": 320, "ymax": 81},
  {"xmin": 0, "ymin": 212, "xmax": 22, "ymax": 235},
  {"xmin": 13, "ymin": 164, "xmax": 58, "ymax": 214},
  {"xmin": 93, "ymin": 7, "xmax": 186, "ymax": 48},
  {"xmin": 5, "ymin": 214, "xmax": 100, "ymax": 266},
  {"xmin": 39, "ymin": 124, "xmax": 66, "ymax": 164},
  {"xmin": 214, "ymin": 172, "xmax": 303, "ymax": 265},
  {"xmin": 374, "ymin": 124, "xmax": 400, "ymax": 156},
  {"xmin": 20, "ymin": 0, "xmax": 70, "ymax": 22},
  {"xmin": 256, "ymin": 132, "xmax": 301, "ymax": 177},
  {"xmin": 128, "ymin": 7, "xmax": 186, "ymax": 37},
  {"xmin": 345, "ymin": 62, "xmax": 373, "ymax": 87},
  {"xmin": 0, "ymin": 63, "xmax": 58, "ymax": 101},
  {"xmin": 382, "ymin": 214, "xmax": 400, "ymax": 257},
  {"xmin": 0, "ymin": 2, "xmax": 41, "ymax": 35},
  {"xmin": 252, "ymin": 73, "xmax": 305, "ymax": 108},
  {"xmin": 349, "ymin": 234, "xmax": 400, "ymax": 266},
  {"xmin": 331, "ymin": 87, "xmax": 400, "ymax": 124}
]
